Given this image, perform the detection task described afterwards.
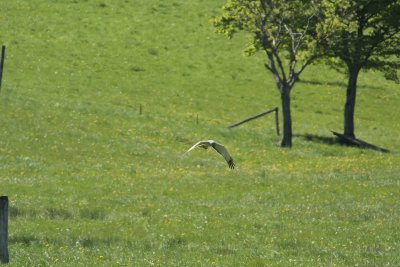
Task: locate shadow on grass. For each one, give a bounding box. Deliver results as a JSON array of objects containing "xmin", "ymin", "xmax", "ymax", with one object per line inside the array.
[
  {"xmin": 297, "ymin": 133, "xmax": 340, "ymax": 146},
  {"xmin": 297, "ymin": 133, "xmax": 390, "ymax": 153},
  {"xmin": 299, "ymin": 79, "xmax": 347, "ymax": 88},
  {"xmin": 9, "ymin": 235, "xmax": 39, "ymax": 246},
  {"xmin": 9, "ymin": 234, "xmax": 126, "ymax": 248},
  {"xmin": 299, "ymin": 79, "xmax": 386, "ymax": 91}
]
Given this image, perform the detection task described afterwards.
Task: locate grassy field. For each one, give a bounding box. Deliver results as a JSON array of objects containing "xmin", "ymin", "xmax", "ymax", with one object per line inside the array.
[{"xmin": 1, "ymin": 0, "xmax": 399, "ymax": 266}]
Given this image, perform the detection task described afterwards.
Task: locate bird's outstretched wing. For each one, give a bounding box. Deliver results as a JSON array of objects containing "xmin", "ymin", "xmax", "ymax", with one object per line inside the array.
[
  {"xmin": 211, "ymin": 142, "xmax": 235, "ymax": 169},
  {"xmin": 184, "ymin": 141, "xmax": 210, "ymax": 155}
]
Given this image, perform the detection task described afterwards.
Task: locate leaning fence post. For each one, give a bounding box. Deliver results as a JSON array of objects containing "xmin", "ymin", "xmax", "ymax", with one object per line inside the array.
[
  {"xmin": 0, "ymin": 196, "xmax": 9, "ymax": 264},
  {"xmin": 227, "ymin": 107, "xmax": 278, "ymax": 129},
  {"xmin": 0, "ymin": 45, "xmax": 5, "ymax": 90}
]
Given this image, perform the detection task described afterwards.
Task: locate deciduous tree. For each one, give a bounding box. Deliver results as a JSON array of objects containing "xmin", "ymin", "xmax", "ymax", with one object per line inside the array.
[
  {"xmin": 214, "ymin": 0, "xmax": 330, "ymax": 147},
  {"xmin": 322, "ymin": 0, "xmax": 400, "ymax": 139}
]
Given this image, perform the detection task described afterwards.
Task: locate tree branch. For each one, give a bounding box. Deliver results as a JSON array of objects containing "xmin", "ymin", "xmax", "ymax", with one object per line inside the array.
[{"xmin": 257, "ymin": 0, "xmax": 287, "ymax": 83}]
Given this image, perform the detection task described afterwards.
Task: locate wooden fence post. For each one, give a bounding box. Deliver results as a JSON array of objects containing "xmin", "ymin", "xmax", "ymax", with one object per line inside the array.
[
  {"xmin": 0, "ymin": 196, "xmax": 9, "ymax": 264},
  {"xmin": 0, "ymin": 45, "xmax": 5, "ymax": 90},
  {"xmin": 274, "ymin": 107, "xmax": 280, "ymax": 136}
]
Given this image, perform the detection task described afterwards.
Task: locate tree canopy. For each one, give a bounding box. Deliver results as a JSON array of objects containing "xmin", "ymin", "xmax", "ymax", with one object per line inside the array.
[
  {"xmin": 214, "ymin": 0, "xmax": 331, "ymax": 88},
  {"xmin": 323, "ymin": 0, "xmax": 400, "ymax": 79},
  {"xmin": 321, "ymin": 0, "xmax": 400, "ymax": 138}
]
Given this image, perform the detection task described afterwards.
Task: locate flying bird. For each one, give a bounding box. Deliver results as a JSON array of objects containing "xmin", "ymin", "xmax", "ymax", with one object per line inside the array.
[{"xmin": 184, "ymin": 140, "xmax": 235, "ymax": 169}]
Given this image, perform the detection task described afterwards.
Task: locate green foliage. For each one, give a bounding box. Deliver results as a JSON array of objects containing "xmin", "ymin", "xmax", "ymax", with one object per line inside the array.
[
  {"xmin": 0, "ymin": 0, "xmax": 400, "ymax": 266},
  {"xmin": 321, "ymin": 0, "xmax": 400, "ymax": 80},
  {"xmin": 213, "ymin": 0, "xmax": 330, "ymax": 87}
]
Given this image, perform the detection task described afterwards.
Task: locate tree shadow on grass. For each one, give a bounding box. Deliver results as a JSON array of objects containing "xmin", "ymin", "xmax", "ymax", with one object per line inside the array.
[
  {"xmin": 297, "ymin": 132, "xmax": 390, "ymax": 153},
  {"xmin": 299, "ymin": 79, "xmax": 386, "ymax": 91},
  {"xmin": 297, "ymin": 133, "xmax": 341, "ymax": 146},
  {"xmin": 299, "ymin": 79, "xmax": 347, "ymax": 88}
]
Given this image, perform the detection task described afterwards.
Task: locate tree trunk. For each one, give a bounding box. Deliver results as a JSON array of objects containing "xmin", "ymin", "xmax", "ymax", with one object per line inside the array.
[
  {"xmin": 343, "ymin": 66, "xmax": 360, "ymax": 139},
  {"xmin": 280, "ymin": 86, "xmax": 292, "ymax": 147}
]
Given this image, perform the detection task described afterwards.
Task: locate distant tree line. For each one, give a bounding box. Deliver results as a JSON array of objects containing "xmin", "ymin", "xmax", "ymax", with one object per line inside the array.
[{"xmin": 214, "ymin": 0, "xmax": 400, "ymax": 147}]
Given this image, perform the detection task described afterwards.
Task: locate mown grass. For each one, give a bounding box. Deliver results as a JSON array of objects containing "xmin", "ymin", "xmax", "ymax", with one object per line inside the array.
[{"xmin": 1, "ymin": 0, "xmax": 399, "ymax": 266}]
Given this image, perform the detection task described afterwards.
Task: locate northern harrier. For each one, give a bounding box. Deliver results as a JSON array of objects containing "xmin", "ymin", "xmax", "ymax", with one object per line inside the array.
[{"xmin": 184, "ymin": 140, "xmax": 235, "ymax": 169}]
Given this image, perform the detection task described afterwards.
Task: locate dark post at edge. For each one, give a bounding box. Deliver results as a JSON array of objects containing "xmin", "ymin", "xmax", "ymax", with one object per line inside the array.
[
  {"xmin": 0, "ymin": 196, "xmax": 9, "ymax": 264},
  {"xmin": 0, "ymin": 46, "xmax": 5, "ymax": 90}
]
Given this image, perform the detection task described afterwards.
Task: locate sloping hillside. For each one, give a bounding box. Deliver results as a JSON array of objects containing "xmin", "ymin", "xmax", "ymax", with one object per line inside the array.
[{"xmin": 0, "ymin": 0, "xmax": 399, "ymax": 266}]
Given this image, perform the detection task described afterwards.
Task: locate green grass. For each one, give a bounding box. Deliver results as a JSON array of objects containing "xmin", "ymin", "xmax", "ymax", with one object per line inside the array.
[{"xmin": 1, "ymin": 0, "xmax": 400, "ymax": 266}]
